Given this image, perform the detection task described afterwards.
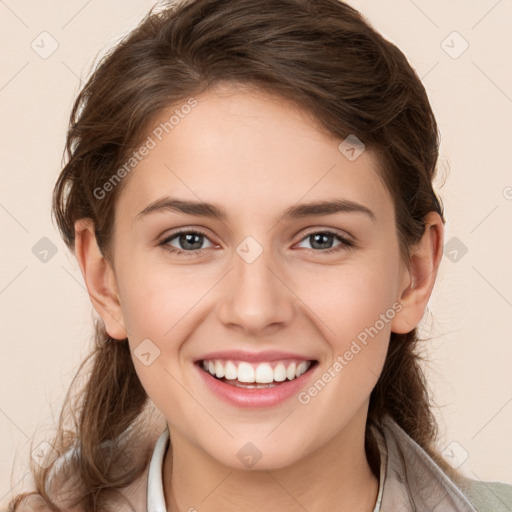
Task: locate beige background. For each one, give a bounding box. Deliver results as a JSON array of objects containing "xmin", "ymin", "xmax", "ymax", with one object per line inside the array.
[{"xmin": 1, "ymin": 0, "xmax": 511, "ymax": 507}]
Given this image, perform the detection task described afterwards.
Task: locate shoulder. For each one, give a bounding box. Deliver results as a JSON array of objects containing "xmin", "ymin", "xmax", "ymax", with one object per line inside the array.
[
  {"xmin": 374, "ymin": 415, "xmax": 512, "ymax": 511},
  {"xmin": 451, "ymin": 474, "xmax": 512, "ymax": 512},
  {"xmin": 5, "ymin": 458, "xmax": 150, "ymax": 512}
]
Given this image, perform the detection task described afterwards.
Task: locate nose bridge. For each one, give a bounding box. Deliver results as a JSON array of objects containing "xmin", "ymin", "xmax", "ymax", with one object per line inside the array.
[{"xmin": 218, "ymin": 234, "xmax": 294, "ymax": 333}]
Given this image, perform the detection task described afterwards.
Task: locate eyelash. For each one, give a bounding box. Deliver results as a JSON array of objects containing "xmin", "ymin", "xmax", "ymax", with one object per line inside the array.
[{"xmin": 159, "ymin": 229, "xmax": 354, "ymax": 257}]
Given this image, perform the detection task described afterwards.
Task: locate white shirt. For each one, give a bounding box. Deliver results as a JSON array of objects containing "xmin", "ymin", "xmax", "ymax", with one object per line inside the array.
[{"xmin": 147, "ymin": 427, "xmax": 171, "ymax": 512}]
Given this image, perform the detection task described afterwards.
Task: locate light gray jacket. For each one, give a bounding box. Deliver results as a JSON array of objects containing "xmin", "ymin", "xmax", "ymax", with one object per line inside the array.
[{"xmin": 368, "ymin": 415, "xmax": 512, "ymax": 511}]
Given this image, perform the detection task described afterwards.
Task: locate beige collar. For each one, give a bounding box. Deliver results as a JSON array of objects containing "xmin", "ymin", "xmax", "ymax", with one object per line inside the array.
[{"xmin": 369, "ymin": 415, "xmax": 477, "ymax": 511}]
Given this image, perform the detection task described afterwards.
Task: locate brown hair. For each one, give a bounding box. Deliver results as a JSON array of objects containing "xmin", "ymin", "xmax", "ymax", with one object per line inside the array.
[{"xmin": 8, "ymin": 0, "xmax": 452, "ymax": 510}]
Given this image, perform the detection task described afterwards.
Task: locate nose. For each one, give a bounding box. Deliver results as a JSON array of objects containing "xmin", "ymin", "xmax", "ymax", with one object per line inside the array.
[{"xmin": 217, "ymin": 240, "xmax": 295, "ymax": 335}]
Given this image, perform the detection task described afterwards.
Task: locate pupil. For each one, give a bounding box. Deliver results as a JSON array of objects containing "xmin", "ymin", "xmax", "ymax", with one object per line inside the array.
[
  {"xmin": 181, "ymin": 233, "xmax": 202, "ymax": 250},
  {"xmin": 312, "ymin": 233, "xmax": 332, "ymax": 249}
]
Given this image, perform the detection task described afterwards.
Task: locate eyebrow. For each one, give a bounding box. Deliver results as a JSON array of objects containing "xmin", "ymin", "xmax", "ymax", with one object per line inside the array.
[{"xmin": 136, "ymin": 197, "xmax": 376, "ymax": 222}]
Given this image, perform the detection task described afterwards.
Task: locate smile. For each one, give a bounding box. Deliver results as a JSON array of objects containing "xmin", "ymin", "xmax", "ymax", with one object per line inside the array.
[{"xmin": 194, "ymin": 357, "xmax": 319, "ymax": 408}]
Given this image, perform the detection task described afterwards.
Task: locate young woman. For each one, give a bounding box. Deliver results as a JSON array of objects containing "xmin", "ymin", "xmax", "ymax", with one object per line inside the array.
[{"xmin": 7, "ymin": 0, "xmax": 512, "ymax": 511}]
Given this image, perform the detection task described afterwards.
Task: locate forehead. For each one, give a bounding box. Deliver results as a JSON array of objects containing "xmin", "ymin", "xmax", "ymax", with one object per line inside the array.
[{"xmin": 116, "ymin": 84, "xmax": 393, "ymax": 226}]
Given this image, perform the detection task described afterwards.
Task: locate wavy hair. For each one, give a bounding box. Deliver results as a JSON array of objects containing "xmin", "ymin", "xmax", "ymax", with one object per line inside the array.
[{"xmin": 8, "ymin": 1, "xmax": 452, "ymax": 510}]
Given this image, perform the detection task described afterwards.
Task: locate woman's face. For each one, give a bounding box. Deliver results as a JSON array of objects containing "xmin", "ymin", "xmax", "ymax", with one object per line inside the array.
[{"xmin": 108, "ymin": 83, "xmax": 412, "ymax": 469}]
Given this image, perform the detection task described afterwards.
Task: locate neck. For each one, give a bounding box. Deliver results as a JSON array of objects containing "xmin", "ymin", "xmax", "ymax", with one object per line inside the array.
[{"xmin": 162, "ymin": 409, "xmax": 380, "ymax": 512}]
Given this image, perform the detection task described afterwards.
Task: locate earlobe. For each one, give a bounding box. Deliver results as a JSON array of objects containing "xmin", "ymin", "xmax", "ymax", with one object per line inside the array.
[
  {"xmin": 391, "ymin": 211, "xmax": 444, "ymax": 334},
  {"xmin": 74, "ymin": 218, "xmax": 128, "ymax": 340}
]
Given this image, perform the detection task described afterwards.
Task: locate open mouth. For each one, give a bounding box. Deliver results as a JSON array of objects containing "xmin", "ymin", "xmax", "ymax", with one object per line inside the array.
[{"xmin": 196, "ymin": 359, "xmax": 319, "ymax": 389}]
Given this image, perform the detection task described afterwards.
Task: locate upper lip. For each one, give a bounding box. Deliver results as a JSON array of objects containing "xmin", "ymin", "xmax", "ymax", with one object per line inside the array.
[{"xmin": 195, "ymin": 350, "xmax": 316, "ymax": 363}]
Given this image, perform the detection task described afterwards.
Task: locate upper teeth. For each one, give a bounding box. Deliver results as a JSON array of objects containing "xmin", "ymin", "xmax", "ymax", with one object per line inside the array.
[{"xmin": 201, "ymin": 359, "xmax": 312, "ymax": 383}]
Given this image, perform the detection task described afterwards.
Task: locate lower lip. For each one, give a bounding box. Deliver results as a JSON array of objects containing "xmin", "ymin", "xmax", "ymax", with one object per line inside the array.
[{"xmin": 195, "ymin": 361, "xmax": 318, "ymax": 408}]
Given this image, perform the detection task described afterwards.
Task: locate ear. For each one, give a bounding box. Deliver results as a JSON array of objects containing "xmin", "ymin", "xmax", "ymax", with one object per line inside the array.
[
  {"xmin": 74, "ymin": 218, "xmax": 128, "ymax": 340},
  {"xmin": 391, "ymin": 211, "xmax": 444, "ymax": 334}
]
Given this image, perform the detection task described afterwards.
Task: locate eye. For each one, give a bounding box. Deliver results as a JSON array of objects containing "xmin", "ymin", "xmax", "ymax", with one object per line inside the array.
[
  {"xmin": 159, "ymin": 228, "xmax": 354, "ymax": 257},
  {"xmin": 160, "ymin": 230, "xmax": 215, "ymax": 256},
  {"xmin": 296, "ymin": 230, "xmax": 354, "ymax": 254}
]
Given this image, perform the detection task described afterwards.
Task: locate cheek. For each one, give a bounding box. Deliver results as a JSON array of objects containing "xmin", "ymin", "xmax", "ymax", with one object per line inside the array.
[
  {"xmin": 295, "ymin": 257, "xmax": 401, "ymax": 344},
  {"xmin": 116, "ymin": 256, "xmax": 208, "ymax": 338},
  {"xmin": 292, "ymin": 256, "xmax": 400, "ymax": 406},
  {"xmin": 294, "ymin": 272, "xmax": 394, "ymax": 430}
]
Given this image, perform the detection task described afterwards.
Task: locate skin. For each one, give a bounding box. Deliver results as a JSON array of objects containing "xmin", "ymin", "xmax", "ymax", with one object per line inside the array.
[{"xmin": 74, "ymin": 82, "xmax": 443, "ymax": 512}]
